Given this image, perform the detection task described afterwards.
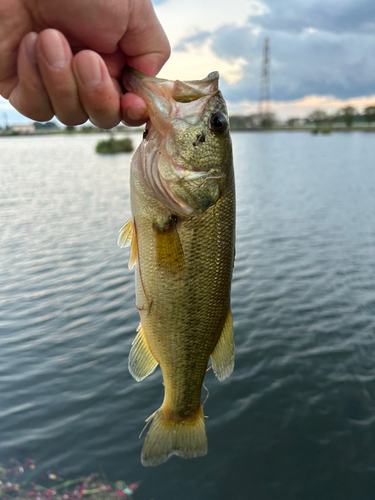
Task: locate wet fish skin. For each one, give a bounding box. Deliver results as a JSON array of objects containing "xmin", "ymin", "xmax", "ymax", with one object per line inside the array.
[{"xmin": 119, "ymin": 68, "xmax": 235, "ymax": 466}]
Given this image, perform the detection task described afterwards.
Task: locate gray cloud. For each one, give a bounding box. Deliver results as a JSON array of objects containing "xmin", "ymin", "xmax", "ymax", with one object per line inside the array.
[
  {"xmin": 257, "ymin": 0, "xmax": 375, "ymax": 34},
  {"xmin": 176, "ymin": 0, "xmax": 375, "ymax": 103}
]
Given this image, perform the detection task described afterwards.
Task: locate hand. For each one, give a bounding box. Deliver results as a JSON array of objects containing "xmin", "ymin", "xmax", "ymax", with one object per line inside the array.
[{"xmin": 0, "ymin": 0, "xmax": 170, "ymax": 128}]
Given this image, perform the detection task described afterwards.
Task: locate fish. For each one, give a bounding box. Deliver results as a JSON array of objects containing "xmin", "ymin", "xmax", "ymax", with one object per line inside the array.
[{"xmin": 118, "ymin": 68, "xmax": 235, "ymax": 466}]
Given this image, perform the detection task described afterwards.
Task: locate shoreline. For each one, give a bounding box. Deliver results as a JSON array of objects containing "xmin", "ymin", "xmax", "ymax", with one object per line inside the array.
[{"xmin": 1, "ymin": 125, "xmax": 375, "ymax": 137}]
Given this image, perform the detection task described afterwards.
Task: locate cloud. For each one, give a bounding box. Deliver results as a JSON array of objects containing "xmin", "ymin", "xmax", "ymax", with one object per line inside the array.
[
  {"xmin": 158, "ymin": 39, "xmax": 248, "ymax": 84},
  {"xmin": 154, "ymin": 0, "xmax": 267, "ymax": 46},
  {"xmin": 176, "ymin": 22, "xmax": 375, "ymax": 103},
  {"xmin": 256, "ymin": 0, "xmax": 375, "ymax": 34}
]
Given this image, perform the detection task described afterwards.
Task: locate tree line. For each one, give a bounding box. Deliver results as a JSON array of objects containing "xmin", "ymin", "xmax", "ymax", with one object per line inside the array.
[
  {"xmin": 229, "ymin": 105, "xmax": 375, "ymax": 130},
  {"xmin": 289, "ymin": 105, "xmax": 375, "ymax": 128}
]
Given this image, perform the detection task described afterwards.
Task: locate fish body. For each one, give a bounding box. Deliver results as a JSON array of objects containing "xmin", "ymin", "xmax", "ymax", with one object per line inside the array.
[{"xmin": 119, "ymin": 69, "xmax": 235, "ymax": 466}]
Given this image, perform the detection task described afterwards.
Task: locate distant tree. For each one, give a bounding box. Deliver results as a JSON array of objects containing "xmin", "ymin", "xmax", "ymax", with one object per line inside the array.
[
  {"xmin": 260, "ymin": 113, "xmax": 276, "ymax": 128},
  {"xmin": 66, "ymin": 126, "xmax": 76, "ymax": 133},
  {"xmin": 33, "ymin": 121, "xmax": 59, "ymax": 130},
  {"xmin": 363, "ymin": 106, "xmax": 375, "ymax": 125},
  {"xmin": 338, "ymin": 106, "xmax": 357, "ymax": 127},
  {"xmin": 286, "ymin": 117, "xmax": 300, "ymax": 127},
  {"xmin": 229, "ymin": 115, "xmax": 258, "ymax": 130},
  {"xmin": 307, "ymin": 110, "xmax": 328, "ymax": 127}
]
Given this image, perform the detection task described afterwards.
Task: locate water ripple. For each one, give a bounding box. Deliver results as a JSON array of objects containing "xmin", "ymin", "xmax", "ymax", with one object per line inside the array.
[{"xmin": 1, "ymin": 132, "xmax": 375, "ymax": 499}]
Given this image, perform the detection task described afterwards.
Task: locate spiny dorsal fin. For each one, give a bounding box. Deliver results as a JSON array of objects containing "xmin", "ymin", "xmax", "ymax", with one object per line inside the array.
[
  {"xmin": 210, "ymin": 308, "xmax": 235, "ymax": 381},
  {"xmin": 117, "ymin": 219, "xmax": 138, "ymax": 269},
  {"xmin": 153, "ymin": 216, "xmax": 184, "ymax": 275},
  {"xmin": 129, "ymin": 323, "xmax": 158, "ymax": 381}
]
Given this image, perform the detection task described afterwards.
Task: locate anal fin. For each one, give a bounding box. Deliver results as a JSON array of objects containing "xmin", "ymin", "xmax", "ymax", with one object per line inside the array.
[
  {"xmin": 210, "ymin": 308, "xmax": 235, "ymax": 382},
  {"xmin": 129, "ymin": 323, "xmax": 158, "ymax": 381},
  {"xmin": 117, "ymin": 218, "xmax": 138, "ymax": 269}
]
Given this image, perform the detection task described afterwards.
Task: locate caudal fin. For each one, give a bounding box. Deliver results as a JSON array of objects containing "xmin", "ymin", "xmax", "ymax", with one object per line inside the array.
[{"xmin": 141, "ymin": 405, "xmax": 207, "ymax": 467}]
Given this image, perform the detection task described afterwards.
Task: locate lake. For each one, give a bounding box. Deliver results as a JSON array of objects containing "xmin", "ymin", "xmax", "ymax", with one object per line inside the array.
[{"xmin": 1, "ymin": 131, "xmax": 375, "ymax": 500}]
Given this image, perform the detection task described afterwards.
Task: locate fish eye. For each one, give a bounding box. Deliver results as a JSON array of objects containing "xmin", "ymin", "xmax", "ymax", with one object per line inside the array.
[{"xmin": 209, "ymin": 112, "xmax": 228, "ymax": 134}]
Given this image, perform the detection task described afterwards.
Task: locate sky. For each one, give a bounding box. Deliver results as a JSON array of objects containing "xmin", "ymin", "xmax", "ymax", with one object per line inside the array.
[{"xmin": 1, "ymin": 0, "xmax": 375, "ymax": 125}]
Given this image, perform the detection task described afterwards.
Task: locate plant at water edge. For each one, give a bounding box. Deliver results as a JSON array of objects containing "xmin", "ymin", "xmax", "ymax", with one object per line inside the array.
[{"xmin": 95, "ymin": 137, "xmax": 133, "ymax": 154}]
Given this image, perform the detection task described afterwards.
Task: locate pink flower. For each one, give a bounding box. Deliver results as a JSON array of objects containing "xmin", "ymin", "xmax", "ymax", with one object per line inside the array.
[
  {"xmin": 115, "ymin": 491, "xmax": 125, "ymax": 497},
  {"xmin": 7, "ymin": 470, "xmax": 12, "ymax": 475},
  {"xmin": 105, "ymin": 486, "xmax": 112, "ymax": 492},
  {"xmin": 29, "ymin": 491, "xmax": 35, "ymax": 496},
  {"xmin": 129, "ymin": 485, "xmax": 137, "ymax": 492}
]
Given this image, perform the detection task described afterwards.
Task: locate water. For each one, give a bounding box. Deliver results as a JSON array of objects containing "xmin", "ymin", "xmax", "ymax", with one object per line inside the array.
[{"xmin": 1, "ymin": 131, "xmax": 375, "ymax": 499}]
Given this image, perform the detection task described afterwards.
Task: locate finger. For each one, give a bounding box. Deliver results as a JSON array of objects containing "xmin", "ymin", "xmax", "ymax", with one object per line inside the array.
[
  {"xmin": 73, "ymin": 50, "xmax": 121, "ymax": 129},
  {"xmin": 99, "ymin": 50, "xmax": 149, "ymax": 125},
  {"xmin": 8, "ymin": 32, "xmax": 54, "ymax": 122},
  {"xmin": 0, "ymin": 74, "xmax": 18, "ymax": 99},
  {"xmin": 36, "ymin": 29, "xmax": 88, "ymax": 126},
  {"xmin": 0, "ymin": 0, "xmax": 30, "ymax": 82},
  {"xmin": 121, "ymin": 92, "xmax": 148, "ymax": 126},
  {"xmin": 119, "ymin": 0, "xmax": 170, "ymax": 77}
]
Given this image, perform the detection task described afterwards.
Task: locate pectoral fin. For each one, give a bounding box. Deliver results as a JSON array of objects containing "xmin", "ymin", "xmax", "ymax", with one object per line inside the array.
[
  {"xmin": 211, "ymin": 308, "xmax": 235, "ymax": 382},
  {"xmin": 153, "ymin": 216, "xmax": 184, "ymax": 274},
  {"xmin": 129, "ymin": 323, "xmax": 158, "ymax": 381},
  {"xmin": 117, "ymin": 219, "xmax": 138, "ymax": 269}
]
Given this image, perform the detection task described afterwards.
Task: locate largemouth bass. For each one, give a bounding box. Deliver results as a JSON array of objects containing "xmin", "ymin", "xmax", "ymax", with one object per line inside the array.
[{"xmin": 119, "ymin": 68, "xmax": 235, "ymax": 466}]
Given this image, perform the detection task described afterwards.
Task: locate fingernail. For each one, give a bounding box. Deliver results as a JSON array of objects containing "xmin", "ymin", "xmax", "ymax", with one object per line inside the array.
[
  {"xmin": 24, "ymin": 32, "xmax": 38, "ymax": 65},
  {"xmin": 76, "ymin": 53, "xmax": 103, "ymax": 89},
  {"xmin": 40, "ymin": 30, "xmax": 68, "ymax": 69},
  {"xmin": 127, "ymin": 106, "xmax": 147, "ymax": 121}
]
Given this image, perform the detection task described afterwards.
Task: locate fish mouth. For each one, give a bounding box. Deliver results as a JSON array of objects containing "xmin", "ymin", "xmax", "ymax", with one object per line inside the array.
[{"xmin": 122, "ymin": 67, "xmax": 220, "ymax": 133}]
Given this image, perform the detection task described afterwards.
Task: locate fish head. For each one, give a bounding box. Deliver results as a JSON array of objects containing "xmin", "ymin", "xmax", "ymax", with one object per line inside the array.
[{"xmin": 123, "ymin": 68, "xmax": 233, "ymax": 216}]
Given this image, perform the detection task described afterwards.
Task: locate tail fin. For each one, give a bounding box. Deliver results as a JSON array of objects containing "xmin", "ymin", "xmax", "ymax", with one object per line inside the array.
[{"xmin": 141, "ymin": 405, "xmax": 207, "ymax": 466}]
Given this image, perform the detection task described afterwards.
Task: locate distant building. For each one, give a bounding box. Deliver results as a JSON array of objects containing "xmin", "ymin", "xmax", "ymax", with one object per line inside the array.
[{"xmin": 11, "ymin": 124, "xmax": 35, "ymax": 134}]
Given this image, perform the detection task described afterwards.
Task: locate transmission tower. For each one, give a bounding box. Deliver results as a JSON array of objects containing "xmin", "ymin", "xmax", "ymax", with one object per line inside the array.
[{"xmin": 258, "ymin": 37, "xmax": 271, "ymax": 126}]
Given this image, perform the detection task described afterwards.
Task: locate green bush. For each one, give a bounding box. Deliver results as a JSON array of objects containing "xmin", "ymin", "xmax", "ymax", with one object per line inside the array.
[
  {"xmin": 95, "ymin": 137, "xmax": 133, "ymax": 154},
  {"xmin": 321, "ymin": 127, "xmax": 332, "ymax": 134},
  {"xmin": 311, "ymin": 127, "xmax": 332, "ymax": 135}
]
